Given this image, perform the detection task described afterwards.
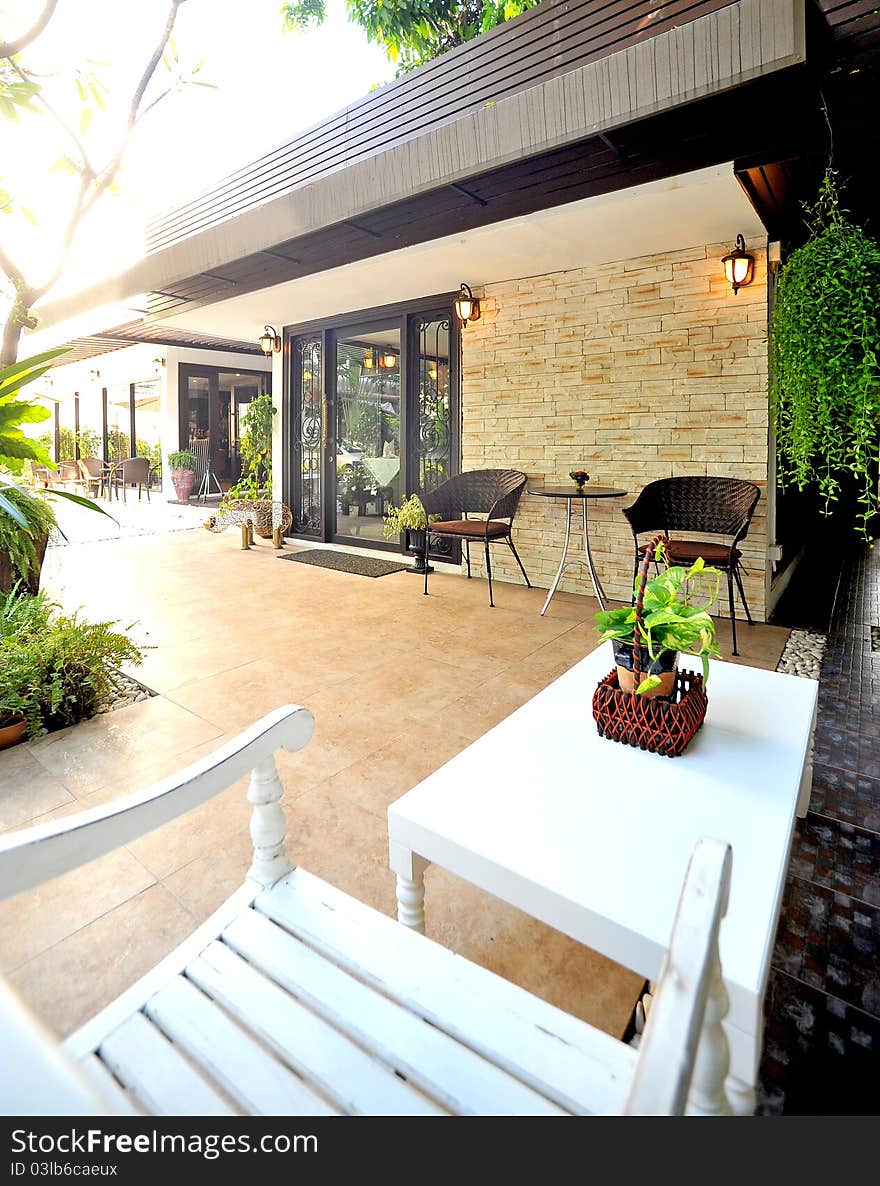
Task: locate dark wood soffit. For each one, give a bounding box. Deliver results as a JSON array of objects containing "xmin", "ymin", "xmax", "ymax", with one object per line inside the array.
[
  {"xmin": 145, "ymin": 66, "xmax": 824, "ymax": 325},
  {"xmin": 47, "ymin": 324, "xmax": 263, "ymax": 368},
  {"xmin": 145, "ymin": 0, "xmax": 742, "ymax": 252}
]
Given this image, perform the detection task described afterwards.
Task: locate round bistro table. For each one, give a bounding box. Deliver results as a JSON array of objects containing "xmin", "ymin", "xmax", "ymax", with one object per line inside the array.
[{"xmin": 528, "ymin": 485, "xmax": 627, "ymax": 615}]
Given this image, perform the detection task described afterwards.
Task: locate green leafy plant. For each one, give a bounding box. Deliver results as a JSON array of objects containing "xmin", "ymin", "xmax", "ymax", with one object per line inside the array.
[
  {"xmin": 0, "ymin": 588, "xmax": 145, "ymax": 735},
  {"xmin": 168, "ymin": 449, "xmax": 197, "ymax": 471},
  {"xmin": 594, "ymin": 543, "xmax": 722, "ymax": 694},
  {"xmin": 770, "ymin": 170, "xmax": 880, "ymax": 536},
  {"xmin": 230, "ymin": 393, "xmax": 275, "ymax": 499},
  {"xmin": 0, "ymin": 485, "xmax": 56, "ymax": 588},
  {"xmin": 382, "ymin": 493, "xmax": 438, "ymax": 539},
  {"xmin": 0, "ymin": 349, "xmax": 59, "ymax": 475}
]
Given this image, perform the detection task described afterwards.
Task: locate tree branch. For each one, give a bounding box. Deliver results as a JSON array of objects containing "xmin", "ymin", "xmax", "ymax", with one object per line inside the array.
[
  {"xmin": 0, "ymin": 0, "xmax": 60, "ymax": 59},
  {"xmin": 32, "ymin": 0, "xmax": 189, "ymax": 298},
  {"xmin": 8, "ymin": 59, "xmax": 96, "ymax": 179}
]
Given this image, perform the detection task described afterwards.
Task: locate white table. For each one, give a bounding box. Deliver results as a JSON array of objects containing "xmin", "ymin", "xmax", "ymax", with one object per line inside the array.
[{"xmin": 387, "ymin": 642, "xmax": 818, "ymax": 1114}]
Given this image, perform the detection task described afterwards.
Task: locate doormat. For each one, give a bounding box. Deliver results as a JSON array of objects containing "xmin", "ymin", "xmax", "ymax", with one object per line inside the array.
[{"xmin": 278, "ymin": 549, "xmax": 409, "ymax": 578}]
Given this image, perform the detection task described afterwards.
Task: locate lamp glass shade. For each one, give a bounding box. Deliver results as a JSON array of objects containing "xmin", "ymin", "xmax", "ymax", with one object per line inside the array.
[
  {"xmin": 363, "ymin": 351, "xmax": 374, "ymax": 369},
  {"xmin": 455, "ymin": 296, "xmax": 474, "ymax": 321},
  {"xmin": 382, "ymin": 353, "xmax": 397, "ymax": 369},
  {"xmin": 259, "ymin": 328, "xmax": 278, "ymax": 355},
  {"xmin": 721, "ymin": 237, "xmax": 755, "ymax": 293}
]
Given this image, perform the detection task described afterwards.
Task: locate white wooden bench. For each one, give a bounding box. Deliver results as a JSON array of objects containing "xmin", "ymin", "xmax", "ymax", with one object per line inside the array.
[{"xmin": 0, "ymin": 706, "xmax": 735, "ymax": 1116}]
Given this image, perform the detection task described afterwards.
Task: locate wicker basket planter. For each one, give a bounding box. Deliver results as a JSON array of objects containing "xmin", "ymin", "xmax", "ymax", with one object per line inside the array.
[
  {"xmin": 593, "ymin": 533, "xmax": 709, "ymax": 757},
  {"xmin": 592, "ymin": 668, "xmax": 708, "ymax": 758}
]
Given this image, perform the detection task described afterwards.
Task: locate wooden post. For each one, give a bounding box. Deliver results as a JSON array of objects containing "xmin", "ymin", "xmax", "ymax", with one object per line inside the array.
[
  {"xmin": 247, "ymin": 755, "xmax": 295, "ymax": 889},
  {"xmin": 240, "ymin": 524, "xmax": 250, "ymax": 549}
]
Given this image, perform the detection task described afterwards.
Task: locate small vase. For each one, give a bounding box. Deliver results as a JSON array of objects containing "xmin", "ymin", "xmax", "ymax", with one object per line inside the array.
[{"xmin": 574, "ymin": 481, "xmax": 586, "ymax": 494}]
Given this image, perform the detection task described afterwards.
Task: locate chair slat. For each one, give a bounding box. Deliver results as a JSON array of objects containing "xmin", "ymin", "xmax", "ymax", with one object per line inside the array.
[
  {"xmin": 224, "ymin": 908, "xmax": 567, "ymax": 1116},
  {"xmin": 145, "ymin": 976, "xmax": 338, "ymax": 1116},
  {"xmin": 251, "ymin": 870, "xmax": 634, "ymax": 1115},
  {"xmin": 188, "ymin": 941, "xmax": 447, "ymax": 1116},
  {"xmin": 99, "ymin": 1013, "xmax": 234, "ymax": 1116}
]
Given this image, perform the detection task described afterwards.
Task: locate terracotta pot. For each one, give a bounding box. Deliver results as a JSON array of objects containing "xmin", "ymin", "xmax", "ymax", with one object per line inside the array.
[
  {"xmin": 0, "ymin": 718, "xmax": 27, "ymax": 751},
  {"xmin": 171, "ymin": 469, "xmax": 195, "ymax": 501},
  {"xmin": 612, "ymin": 642, "xmax": 678, "ymax": 699}
]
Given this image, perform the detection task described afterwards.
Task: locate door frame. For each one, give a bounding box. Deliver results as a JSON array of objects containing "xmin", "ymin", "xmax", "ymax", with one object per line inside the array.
[{"xmin": 285, "ymin": 294, "xmax": 461, "ymax": 551}]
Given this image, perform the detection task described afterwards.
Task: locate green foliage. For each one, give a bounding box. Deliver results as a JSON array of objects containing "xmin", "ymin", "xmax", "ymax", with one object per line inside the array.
[
  {"xmin": 230, "ymin": 393, "xmax": 275, "ymax": 499},
  {"xmin": 38, "ymin": 425, "xmax": 102, "ymax": 462},
  {"xmin": 0, "ymin": 484, "xmax": 56, "ymax": 585},
  {"xmin": 169, "ymin": 449, "xmax": 196, "ymax": 471},
  {"xmin": 281, "ymin": 0, "xmax": 540, "ymax": 72},
  {"xmin": 0, "ymin": 589, "xmax": 144, "ymax": 735},
  {"xmin": 0, "ymin": 350, "xmax": 61, "ymax": 468},
  {"xmin": 594, "ymin": 544, "xmax": 722, "ymax": 694},
  {"xmin": 770, "ymin": 171, "xmax": 880, "ymax": 537},
  {"xmin": 382, "ymin": 493, "xmax": 439, "ymax": 538}
]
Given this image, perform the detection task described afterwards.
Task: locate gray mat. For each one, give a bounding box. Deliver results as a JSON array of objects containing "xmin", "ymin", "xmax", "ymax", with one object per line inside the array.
[{"xmin": 278, "ymin": 549, "xmax": 408, "ymax": 578}]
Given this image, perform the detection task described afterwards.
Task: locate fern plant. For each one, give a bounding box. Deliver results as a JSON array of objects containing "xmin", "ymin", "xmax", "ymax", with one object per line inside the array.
[{"xmin": 770, "ymin": 171, "xmax": 880, "ymax": 536}]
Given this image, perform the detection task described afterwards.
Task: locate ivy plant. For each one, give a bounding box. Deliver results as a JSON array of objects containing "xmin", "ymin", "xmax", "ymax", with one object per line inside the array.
[
  {"xmin": 770, "ymin": 171, "xmax": 880, "ymax": 536},
  {"xmin": 229, "ymin": 393, "xmax": 276, "ymax": 500}
]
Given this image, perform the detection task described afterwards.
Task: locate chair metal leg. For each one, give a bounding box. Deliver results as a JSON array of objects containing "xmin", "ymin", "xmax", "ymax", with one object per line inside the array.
[
  {"xmin": 733, "ymin": 565, "xmax": 753, "ymax": 625},
  {"xmin": 632, "ymin": 548, "xmax": 640, "ymax": 602},
  {"xmin": 423, "ymin": 535, "xmax": 430, "ymax": 596},
  {"xmin": 727, "ymin": 569, "xmax": 739, "ymax": 656},
  {"xmin": 465, "ymin": 539, "xmax": 471, "ymax": 578},
  {"xmin": 506, "ymin": 535, "xmax": 531, "ymax": 587},
  {"xmin": 485, "ymin": 538, "xmax": 495, "ymax": 608}
]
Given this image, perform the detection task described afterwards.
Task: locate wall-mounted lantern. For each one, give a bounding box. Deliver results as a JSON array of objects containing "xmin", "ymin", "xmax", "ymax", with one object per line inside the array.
[
  {"xmin": 722, "ymin": 235, "xmax": 755, "ymax": 295},
  {"xmin": 380, "ymin": 352, "xmax": 397, "ymax": 369},
  {"xmin": 453, "ymin": 282, "xmax": 481, "ymax": 325},
  {"xmin": 259, "ymin": 325, "xmax": 281, "ymax": 355},
  {"xmin": 363, "ymin": 349, "xmax": 375, "ymax": 369}
]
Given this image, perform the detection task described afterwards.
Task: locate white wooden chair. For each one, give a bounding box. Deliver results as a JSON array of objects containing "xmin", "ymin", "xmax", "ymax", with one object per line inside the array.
[{"xmin": 0, "ymin": 706, "xmax": 735, "ymax": 1116}]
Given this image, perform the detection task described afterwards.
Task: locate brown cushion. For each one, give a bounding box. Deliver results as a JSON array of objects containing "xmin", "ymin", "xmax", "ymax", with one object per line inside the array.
[
  {"xmin": 429, "ymin": 519, "xmax": 510, "ymax": 538},
  {"xmin": 641, "ymin": 539, "xmax": 740, "ymax": 565}
]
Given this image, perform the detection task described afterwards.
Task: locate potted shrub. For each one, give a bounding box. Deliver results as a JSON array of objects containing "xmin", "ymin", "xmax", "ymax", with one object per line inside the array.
[
  {"xmin": 0, "ymin": 485, "xmax": 56, "ymax": 595},
  {"xmin": 226, "ymin": 394, "xmax": 277, "ymax": 536},
  {"xmin": 383, "ymin": 494, "xmax": 439, "ymax": 574},
  {"xmin": 0, "ymin": 587, "xmax": 145, "ymax": 749},
  {"xmin": 169, "ymin": 449, "xmax": 197, "ymax": 502},
  {"xmin": 594, "ymin": 541, "xmax": 722, "ymax": 698}
]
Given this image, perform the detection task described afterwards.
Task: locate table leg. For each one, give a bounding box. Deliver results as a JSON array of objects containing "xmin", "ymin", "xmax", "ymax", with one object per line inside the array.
[
  {"xmin": 389, "ymin": 842, "xmax": 430, "ymax": 934},
  {"xmin": 581, "ymin": 498, "xmax": 609, "ymax": 611},
  {"xmin": 540, "ymin": 497, "xmax": 573, "ymax": 616}
]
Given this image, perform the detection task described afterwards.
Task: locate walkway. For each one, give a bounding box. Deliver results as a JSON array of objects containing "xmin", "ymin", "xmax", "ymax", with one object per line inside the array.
[
  {"xmin": 759, "ymin": 544, "xmax": 880, "ymax": 1114},
  {"xmin": 0, "ymin": 528, "xmax": 788, "ymax": 1050}
]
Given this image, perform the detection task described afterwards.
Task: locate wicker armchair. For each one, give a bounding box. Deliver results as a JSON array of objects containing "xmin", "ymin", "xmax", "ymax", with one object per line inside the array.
[
  {"xmin": 622, "ymin": 477, "xmax": 760, "ymax": 655},
  {"xmin": 420, "ymin": 469, "xmax": 530, "ymax": 607},
  {"xmin": 112, "ymin": 457, "xmax": 151, "ymax": 502}
]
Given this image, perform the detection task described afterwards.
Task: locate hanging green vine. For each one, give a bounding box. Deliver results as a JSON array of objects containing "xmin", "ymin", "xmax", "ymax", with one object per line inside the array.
[{"xmin": 770, "ymin": 170, "xmax": 880, "ymax": 536}]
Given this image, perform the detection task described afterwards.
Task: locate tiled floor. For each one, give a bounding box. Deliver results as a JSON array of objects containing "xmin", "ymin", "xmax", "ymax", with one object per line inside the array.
[
  {"xmin": 759, "ymin": 544, "xmax": 880, "ymax": 1115},
  {"xmin": 0, "ymin": 528, "xmax": 789, "ymax": 1048}
]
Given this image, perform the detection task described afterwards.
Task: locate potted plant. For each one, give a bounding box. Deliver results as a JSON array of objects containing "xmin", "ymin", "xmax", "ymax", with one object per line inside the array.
[
  {"xmin": 169, "ymin": 449, "xmax": 197, "ymax": 502},
  {"xmin": 771, "ymin": 170, "xmax": 880, "ymax": 536},
  {"xmin": 594, "ymin": 541, "xmax": 722, "ymax": 698},
  {"xmin": 383, "ymin": 493, "xmax": 439, "ymax": 574}
]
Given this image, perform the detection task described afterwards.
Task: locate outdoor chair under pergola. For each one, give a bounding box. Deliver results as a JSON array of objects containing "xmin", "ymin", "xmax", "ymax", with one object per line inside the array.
[{"xmin": 420, "ymin": 469, "xmax": 531, "ymax": 607}]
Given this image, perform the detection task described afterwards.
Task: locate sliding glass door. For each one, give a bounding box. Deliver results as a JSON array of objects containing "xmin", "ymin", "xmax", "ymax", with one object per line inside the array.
[{"xmin": 288, "ymin": 302, "xmax": 458, "ymax": 549}]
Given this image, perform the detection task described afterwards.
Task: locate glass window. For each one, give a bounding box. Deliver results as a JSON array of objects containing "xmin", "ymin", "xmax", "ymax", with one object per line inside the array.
[
  {"xmin": 78, "ymin": 387, "xmax": 105, "ymax": 461},
  {"xmin": 107, "ymin": 386, "xmax": 131, "ymax": 461},
  {"xmin": 133, "ymin": 381, "xmax": 161, "ymax": 483},
  {"xmin": 58, "ymin": 396, "xmax": 77, "ymax": 461},
  {"xmin": 414, "ymin": 317, "xmax": 452, "ymax": 496}
]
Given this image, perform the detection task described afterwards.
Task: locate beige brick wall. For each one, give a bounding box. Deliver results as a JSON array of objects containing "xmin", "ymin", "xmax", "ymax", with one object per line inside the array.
[{"xmin": 460, "ymin": 241, "xmax": 769, "ymax": 619}]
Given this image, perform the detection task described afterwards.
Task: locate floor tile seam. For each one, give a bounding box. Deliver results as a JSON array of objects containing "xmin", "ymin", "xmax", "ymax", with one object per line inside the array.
[
  {"xmin": 767, "ymin": 967, "xmax": 880, "ymax": 1028},
  {"xmin": 783, "ymin": 866, "xmax": 880, "ymax": 913},
  {"xmin": 2, "ymin": 876, "xmax": 168, "ymax": 977},
  {"xmin": 806, "ymin": 802, "xmax": 880, "ymax": 839},
  {"xmin": 800, "ymin": 808, "xmax": 880, "ymax": 843}
]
